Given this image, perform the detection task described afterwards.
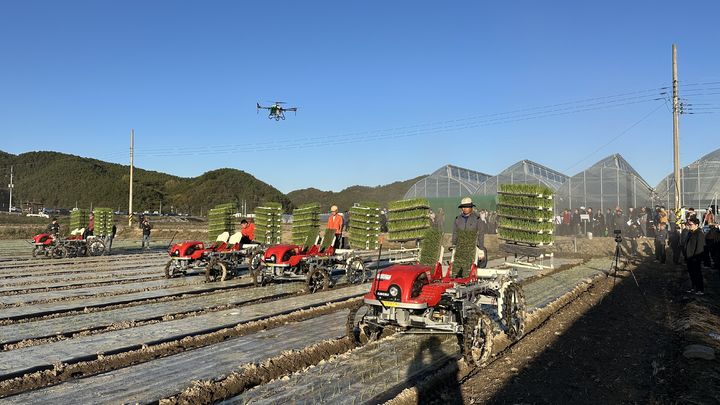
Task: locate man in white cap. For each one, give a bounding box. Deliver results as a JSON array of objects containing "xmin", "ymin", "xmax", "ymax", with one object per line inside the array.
[
  {"xmin": 452, "ymin": 197, "xmax": 487, "ymax": 256},
  {"xmin": 327, "ymin": 205, "xmax": 343, "ymax": 248}
]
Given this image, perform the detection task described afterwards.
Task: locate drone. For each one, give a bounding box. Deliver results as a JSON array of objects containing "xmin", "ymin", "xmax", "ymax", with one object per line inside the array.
[{"xmin": 256, "ymin": 101, "xmax": 298, "ymax": 121}]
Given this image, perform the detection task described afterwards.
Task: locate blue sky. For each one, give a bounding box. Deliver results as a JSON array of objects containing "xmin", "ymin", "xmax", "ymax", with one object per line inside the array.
[{"xmin": 1, "ymin": 1, "xmax": 719, "ymax": 193}]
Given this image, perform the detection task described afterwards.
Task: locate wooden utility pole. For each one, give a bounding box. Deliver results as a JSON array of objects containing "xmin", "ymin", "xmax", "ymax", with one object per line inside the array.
[
  {"xmin": 672, "ymin": 44, "xmax": 682, "ymax": 209},
  {"xmin": 129, "ymin": 129, "xmax": 135, "ymax": 226},
  {"xmin": 7, "ymin": 166, "xmax": 14, "ymax": 213}
]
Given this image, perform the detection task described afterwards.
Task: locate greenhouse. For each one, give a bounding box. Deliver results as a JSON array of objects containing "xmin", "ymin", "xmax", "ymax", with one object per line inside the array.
[
  {"xmin": 475, "ymin": 160, "xmax": 568, "ymax": 196},
  {"xmin": 403, "ymin": 164, "xmax": 492, "ymax": 199},
  {"xmin": 654, "ymin": 148, "xmax": 720, "ymax": 210},
  {"xmin": 555, "ymin": 154, "xmax": 653, "ymax": 212}
]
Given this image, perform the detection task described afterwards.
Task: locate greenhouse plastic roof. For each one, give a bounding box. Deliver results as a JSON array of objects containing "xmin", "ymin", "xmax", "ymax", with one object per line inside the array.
[
  {"xmin": 403, "ymin": 164, "xmax": 492, "ymax": 199},
  {"xmin": 480, "ymin": 160, "xmax": 569, "ymax": 191},
  {"xmin": 654, "ymin": 147, "xmax": 720, "ymax": 209}
]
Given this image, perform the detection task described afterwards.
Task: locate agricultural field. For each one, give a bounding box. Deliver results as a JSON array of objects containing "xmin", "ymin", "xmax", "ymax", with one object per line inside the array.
[{"xmin": 0, "ymin": 234, "xmax": 715, "ymax": 403}]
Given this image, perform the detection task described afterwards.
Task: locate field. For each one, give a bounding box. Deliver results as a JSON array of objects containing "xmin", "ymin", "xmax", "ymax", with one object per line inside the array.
[{"xmin": 0, "ymin": 234, "xmax": 716, "ymax": 403}]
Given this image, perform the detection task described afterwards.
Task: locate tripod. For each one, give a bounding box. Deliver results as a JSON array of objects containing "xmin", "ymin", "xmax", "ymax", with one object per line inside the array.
[{"xmin": 607, "ymin": 235, "xmax": 649, "ymax": 308}]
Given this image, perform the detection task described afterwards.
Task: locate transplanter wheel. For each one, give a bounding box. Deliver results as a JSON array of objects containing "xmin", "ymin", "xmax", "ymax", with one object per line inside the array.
[
  {"xmin": 501, "ymin": 282, "xmax": 526, "ymax": 341},
  {"xmin": 164, "ymin": 259, "xmax": 180, "ymax": 279},
  {"xmin": 250, "ymin": 265, "xmax": 266, "ymax": 287},
  {"xmin": 249, "ymin": 251, "xmax": 264, "ymax": 272},
  {"xmin": 306, "ymin": 266, "xmax": 330, "ymax": 293},
  {"xmin": 87, "ymin": 239, "xmax": 106, "ymax": 256},
  {"xmin": 32, "ymin": 246, "xmax": 42, "ymax": 258},
  {"xmin": 346, "ymin": 301, "xmax": 382, "ymax": 346},
  {"xmin": 461, "ymin": 308, "xmax": 494, "ymax": 367},
  {"xmin": 205, "ymin": 259, "xmax": 228, "ymax": 282},
  {"xmin": 345, "ymin": 257, "xmax": 367, "ymax": 284},
  {"xmin": 50, "ymin": 245, "xmax": 68, "ymax": 259}
]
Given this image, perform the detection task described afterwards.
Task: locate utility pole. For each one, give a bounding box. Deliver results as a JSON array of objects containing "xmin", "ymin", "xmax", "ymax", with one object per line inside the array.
[
  {"xmin": 7, "ymin": 166, "xmax": 13, "ymax": 213},
  {"xmin": 672, "ymin": 44, "xmax": 682, "ymax": 209},
  {"xmin": 129, "ymin": 129, "xmax": 134, "ymax": 226}
]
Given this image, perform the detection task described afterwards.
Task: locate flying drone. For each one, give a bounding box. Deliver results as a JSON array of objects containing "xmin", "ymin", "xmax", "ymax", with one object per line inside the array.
[{"xmin": 256, "ymin": 101, "xmax": 298, "ymax": 121}]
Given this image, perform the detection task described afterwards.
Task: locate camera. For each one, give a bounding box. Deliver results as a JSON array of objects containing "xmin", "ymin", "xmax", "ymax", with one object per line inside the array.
[{"xmin": 613, "ymin": 229, "xmax": 622, "ymax": 243}]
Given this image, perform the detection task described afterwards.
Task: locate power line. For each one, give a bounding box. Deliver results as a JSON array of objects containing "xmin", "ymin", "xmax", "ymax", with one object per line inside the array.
[
  {"xmin": 562, "ymin": 101, "xmax": 666, "ymax": 173},
  {"xmin": 97, "ymin": 93, "xmax": 668, "ymax": 160}
]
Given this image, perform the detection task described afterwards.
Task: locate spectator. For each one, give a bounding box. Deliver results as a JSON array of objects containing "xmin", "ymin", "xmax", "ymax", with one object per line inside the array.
[
  {"xmin": 613, "ymin": 207, "xmax": 625, "ymax": 234},
  {"xmin": 706, "ymin": 224, "xmax": 720, "ymax": 270},
  {"xmin": 106, "ymin": 221, "xmax": 117, "ymax": 253},
  {"xmin": 684, "ymin": 217, "xmax": 706, "ymax": 295},
  {"xmin": 704, "ymin": 207, "xmax": 715, "ymax": 226},
  {"xmin": 141, "ymin": 218, "xmax": 153, "ymax": 250},
  {"xmin": 654, "ymin": 222, "xmax": 668, "ymax": 264},
  {"xmin": 594, "ymin": 210, "xmax": 606, "ymax": 237},
  {"xmin": 669, "ymin": 222, "xmax": 682, "ymax": 265},
  {"xmin": 436, "ymin": 207, "xmax": 445, "ymax": 233}
]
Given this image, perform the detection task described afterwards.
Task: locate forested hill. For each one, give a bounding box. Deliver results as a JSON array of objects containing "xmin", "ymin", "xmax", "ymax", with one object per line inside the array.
[
  {"xmin": 0, "ymin": 151, "xmax": 290, "ymax": 213},
  {"xmin": 287, "ymin": 176, "xmax": 426, "ymax": 212},
  {"xmin": 0, "ymin": 151, "xmax": 424, "ymax": 214}
]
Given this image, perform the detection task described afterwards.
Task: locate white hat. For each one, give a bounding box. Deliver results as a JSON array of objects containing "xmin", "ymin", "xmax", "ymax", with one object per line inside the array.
[
  {"xmin": 330, "ymin": 205, "xmax": 338, "ymax": 212},
  {"xmin": 458, "ymin": 197, "xmax": 475, "ymax": 208}
]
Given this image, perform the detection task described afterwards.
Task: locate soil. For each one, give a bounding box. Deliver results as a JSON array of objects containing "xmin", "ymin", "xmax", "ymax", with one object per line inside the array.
[{"xmin": 387, "ymin": 253, "xmax": 720, "ymax": 404}]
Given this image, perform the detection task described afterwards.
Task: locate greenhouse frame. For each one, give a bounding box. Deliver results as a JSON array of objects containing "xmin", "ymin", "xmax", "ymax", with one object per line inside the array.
[
  {"xmin": 654, "ymin": 148, "xmax": 720, "ymax": 210},
  {"xmin": 476, "ymin": 160, "xmax": 568, "ymax": 196},
  {"xmin": 403, "ymin": 164, "xmax": 492, "ymax": 199},
  {"xmin": 554, "ymin": 154, "xmax": 653, "ymax": 212}
]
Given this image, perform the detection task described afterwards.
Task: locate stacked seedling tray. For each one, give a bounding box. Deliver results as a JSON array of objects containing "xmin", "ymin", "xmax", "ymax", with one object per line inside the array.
[
  {"xmin": 387, "ymin": 198, "xmax": 431, "ymax": 242},
  {"xmin": 70, "ymin": 209, "xmax": 89, "ymax": 232},
  {"xmin": 349, "ymin": 202, "xmax": 381, "ymax": 250},
  {"xmin": 254, "ymin": 202, "xmax": 283, "ymax": 245},
  {"xmin": 292, "ymin": 203, "xmax": 321, "ymax": 246},
  {"xmin": 208, "ymin": 203, "xmax": 236, "ymax": 241},
  {"xmin": 496, "ymin": 184, "xmax": 554, "ymax": 246},
  {"xmin": 93, "ymin": 208, "xmax": 114, "ymax": 237}
]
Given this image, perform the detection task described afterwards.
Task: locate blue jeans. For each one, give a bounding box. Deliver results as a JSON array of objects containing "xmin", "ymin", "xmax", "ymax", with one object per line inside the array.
[{"xmin": 142, "ymin": 234, "xmax": 150, "ymax": 249}]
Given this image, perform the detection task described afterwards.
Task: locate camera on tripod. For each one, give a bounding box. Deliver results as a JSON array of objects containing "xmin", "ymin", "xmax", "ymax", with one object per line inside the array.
[{"xmin": 613, "ymin": 229, "xmax": 622, "ymax": 243}]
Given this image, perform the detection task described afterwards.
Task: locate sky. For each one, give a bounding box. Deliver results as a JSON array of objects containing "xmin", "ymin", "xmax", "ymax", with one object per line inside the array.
[{"xmin": 1, "ymin": 1, "xmax": 719, "ymax": 193}]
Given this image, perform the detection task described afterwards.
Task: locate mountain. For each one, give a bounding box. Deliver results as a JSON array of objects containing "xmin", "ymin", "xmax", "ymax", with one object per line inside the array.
[
  {"xmin": 0, "ymin": 151, "xmax": 291, "ymax": 214},
  {"xmin": 287, "ymin": 176, "xmax": 426, "ymax": 212}
]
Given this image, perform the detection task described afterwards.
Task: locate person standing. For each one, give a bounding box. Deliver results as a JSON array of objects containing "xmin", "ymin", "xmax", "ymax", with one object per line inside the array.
[
  {"xmin": 684, "ymin": 217, "xmax": 706, "ymax": 295},
  {"xmin": 436, "ymin": 207, "xmax": 445, "ymax": 233},
  {"xmin": 654, "ymin": 222, "xmax": 668, "ymax": 264},
  {"xmin": 705, "ymin": 223, "xmax": 720, "ymax": 270},
  {"xmin": 106, "ymin": 221, "xmax": 117, "ymax": 253},
  {"xmin": 141, "ymin": 218, "xmax": 153, "ymax": 251},
  {"xmin": 669, "ymin": 223, "xmax": 682, "ymax": 265},
  {"xmin": 452, "ymin": 197, "xmax": 486, "ymax": 254},
  {"xmin": 327, "ymin": 205, "xmax": 343, "ymax": 249}
]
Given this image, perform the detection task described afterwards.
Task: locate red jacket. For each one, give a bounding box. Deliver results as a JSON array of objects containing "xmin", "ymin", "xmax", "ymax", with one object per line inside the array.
[{"xmin": 241, "ymin": 223, "xmax": 255, "ymax": 240}]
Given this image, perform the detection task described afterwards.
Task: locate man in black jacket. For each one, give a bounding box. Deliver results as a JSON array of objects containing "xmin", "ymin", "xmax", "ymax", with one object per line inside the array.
[{"xmin": 684, "ymin": 217, "xmax": 706, "ymax": 295}]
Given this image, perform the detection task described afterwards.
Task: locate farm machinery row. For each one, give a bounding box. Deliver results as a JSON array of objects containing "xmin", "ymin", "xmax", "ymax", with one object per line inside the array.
[
  {"xmin": 166, "ymin": 228, "xmax": 371, "ymax": 292},
  {"xmin": 31, "ymin": 229, "xmax": 106, "ymax": 259}
]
